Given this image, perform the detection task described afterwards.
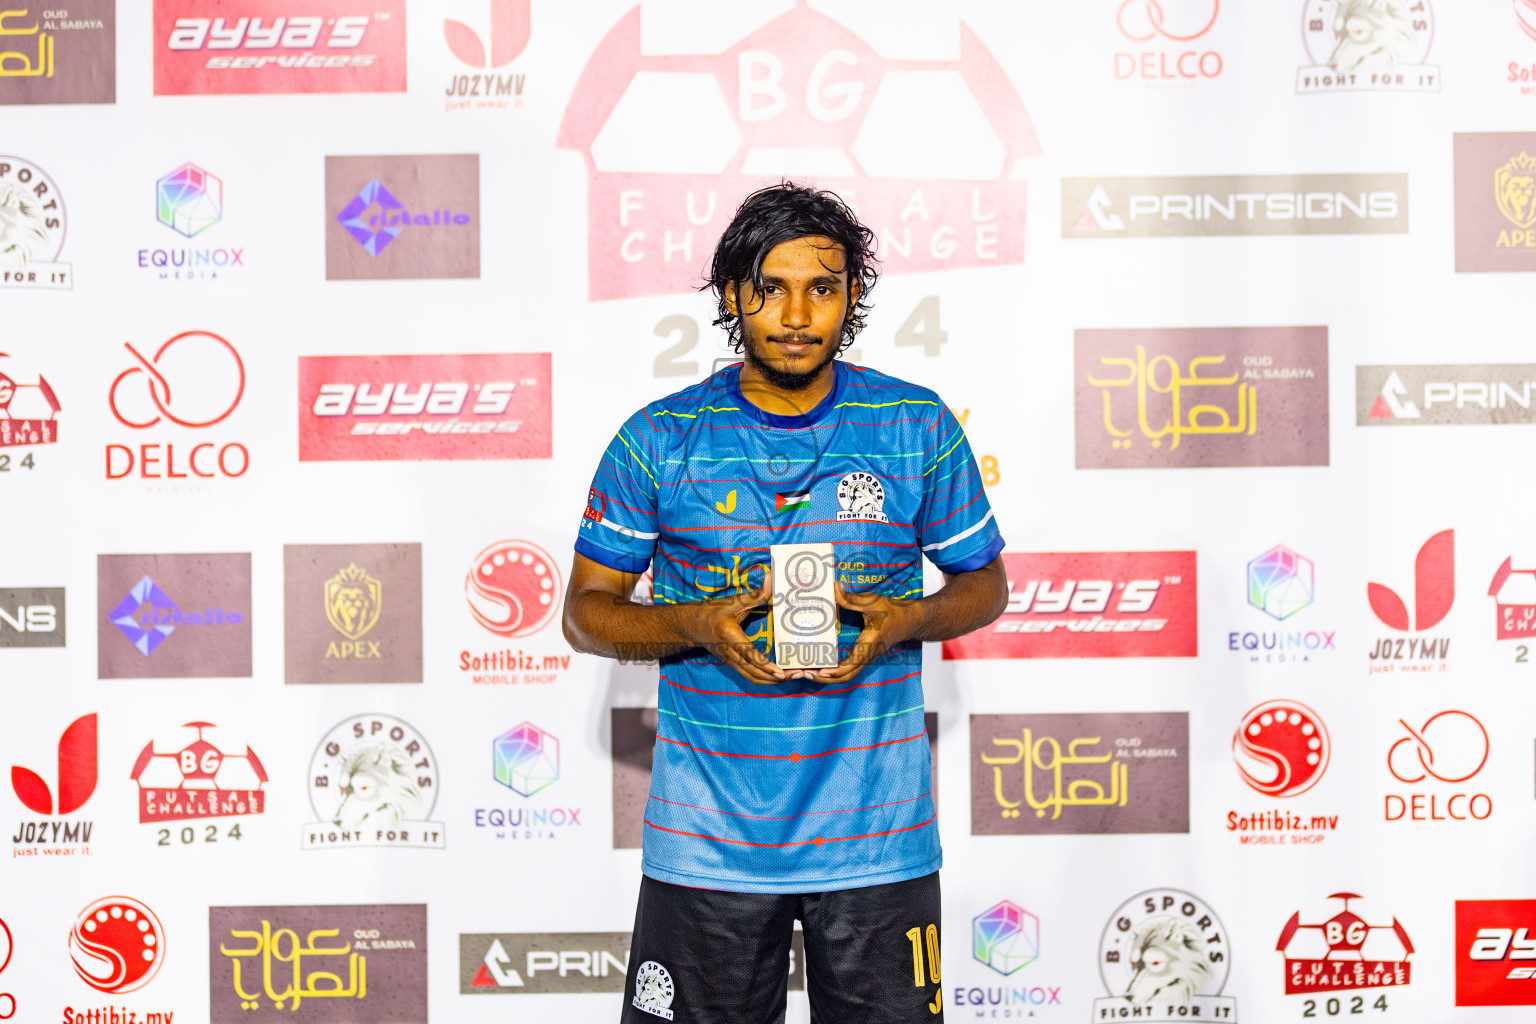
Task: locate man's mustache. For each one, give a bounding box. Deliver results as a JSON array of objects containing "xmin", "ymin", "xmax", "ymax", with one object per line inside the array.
[{"xmin": 766, "ymin": 333, "xmax": 823, "ymax": 345}]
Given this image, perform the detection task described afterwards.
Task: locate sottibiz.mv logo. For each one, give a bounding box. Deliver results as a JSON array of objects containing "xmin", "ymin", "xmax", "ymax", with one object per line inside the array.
[
  {"xmin": 944, "ymin": 551, "xmax": 1197, "ymax": 659},
  {"xmin": 1458, "ymin": 900, "xmax": 1536, "ymax": 1005},
  {"xmin": 298, "ymin": 353, "xmax": 551, "ymax": 461},
  {"xmin": 1367, "ymin": 530, "xmax": 1452, "ymax": 669}
]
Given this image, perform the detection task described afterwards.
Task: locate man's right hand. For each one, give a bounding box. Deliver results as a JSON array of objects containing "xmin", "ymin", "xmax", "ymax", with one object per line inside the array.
[{"xmin": 675, "ymin": 567, "xmax": 786, "ymax": 685}]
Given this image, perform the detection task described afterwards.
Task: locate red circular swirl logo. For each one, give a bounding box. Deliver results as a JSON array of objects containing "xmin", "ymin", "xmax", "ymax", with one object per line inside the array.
[
  {"xmin": 1233, "ymin": 699, "xmax": 1330, "ymax": 798},
  {"xmin": 465, "ymin": 540, "xmax": 563, "ymax": 638},
  {"xmin": 69, "ymin": 897, "xmax": 164, "ymax": 994}
]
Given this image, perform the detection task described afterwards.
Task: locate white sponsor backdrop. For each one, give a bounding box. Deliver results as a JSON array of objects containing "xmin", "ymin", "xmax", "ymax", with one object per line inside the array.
[{"xmin": 4, "ymin": 1, "xmax": 1536, "ymax": 1022}]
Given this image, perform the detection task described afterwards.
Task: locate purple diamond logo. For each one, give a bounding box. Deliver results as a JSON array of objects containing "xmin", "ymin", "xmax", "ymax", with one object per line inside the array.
[
  {"xmin": 108, "ymin": 575, "xmax": 179, "ymax": 656},
  {"xmin": 336, "ymin": 178, "xmax": 405, "ymax": 257}
]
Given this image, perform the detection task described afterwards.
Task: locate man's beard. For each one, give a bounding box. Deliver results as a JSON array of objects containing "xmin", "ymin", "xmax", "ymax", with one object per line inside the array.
[{"xmin": 741, "ymin": 331, "xmax": 840, "ymax": 392}]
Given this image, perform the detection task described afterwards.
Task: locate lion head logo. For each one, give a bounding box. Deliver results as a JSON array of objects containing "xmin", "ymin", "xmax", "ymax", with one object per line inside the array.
[
  {"xmin": 1495, "ymin": 152, "xmax": 1536, "ymax": 231},
  {"xmin": 331, "ymin": 740, "xmax": 422, "ymax": 828},
  {"xmin": 0, "ymin": 183, "xmax": 51, "ymax": 271},
  {"xmin": 1327, "ymin": 0, "xmax": 1420, "ymax": 73},
  {"xmin": 1124, "ymin": 918, "xmax": 1213, "ymax": 1004},
  {"xmin": 324, "ymin": 563, "xmax": 382, "ymax": 641}
]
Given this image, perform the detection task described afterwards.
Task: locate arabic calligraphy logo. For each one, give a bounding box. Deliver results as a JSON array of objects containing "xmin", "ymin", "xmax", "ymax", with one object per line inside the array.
[
  {"xmin": 336, "ymin": 178, "xmax": 405, "ymax": 257},
  {"xmin": 1248, "ymin": 546, "xmax": 1315, "ymax": 620},
  {"xmin": 324, "ymin": 564, "xmax": 382, "ymax": 642},
  {"xmin": 108, "ymin": 332, "xmax": 246, "ymax": 429},
  {"xmin": 0, "ymin": 9, "xmax": 54, "ymax": 79},
  {"xmin": 974, "ymin": 901, "xmax": 1040, "ymax": 976},
  {"xmin": 835, "ymin": 471, "xmax": 889, "ymax": 524},
  {"xmin": 1494, "ymin": 152, "xmax": 1536, "ymax": 231},
  {"xmin": 0, "ymin": 157, "xmax": 65, "ymax": 270},
  {"xmin": 493, "ymin": 722, "xmax": 559, "ymax": 797},
  {"xmin": 1117, "ymin": 0, "xmax": 1220, "ymax": 40},
  {"xmin": 220, "ymin": 921, "xmax": 364, "ymax": 1012},
  {"xmin": 445, "ymin": 0, "xmax": 529, "ymax": 68},
  {"xmin": 130, "ymin": 722, "xmax": 268, "ymax": 823},
  {"xmin": 1277, "ymin": 894, "xmax": 1414, "ymax": 994},
  {"xmin": 70, "ymin": 897, "xmax": 164, "ymax": 994},
  {"xmin": 1233, "ymin": 699, "xmax": 1329, "ymax": 798},
  {"xmin": 1367, "ymin": 529, "xmax": 1454, "ymax": 632},
  {"xmin": 981, "ymin": 727, "xmax": 1128, "ymax": 820},
  {"xmin": 1089, "ymin": 345, "xmax": 1255, "ymax": 450},
  {"xmin": 1387, "ymin": 711, "xmax": 1488, "ymax": 784},
  {"xmin": 108, "ymin": 575, "xmax": 179, "ymax": 655},
  {"xmin": 156, "ymin": 162, "xmax": 222, "ymax": 238},
  {"xmin": 466, "ymin": 540, "xmax": 562, "ymax": 638},
  {"xmin": 10, "ymin": 712, "xmax": 96, "ymax": 815}
]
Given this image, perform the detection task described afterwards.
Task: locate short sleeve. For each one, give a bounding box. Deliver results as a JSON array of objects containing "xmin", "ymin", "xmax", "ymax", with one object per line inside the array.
[
  {"xmin": 914, "ymin": 405, "xmax": 1005, "ymax": 573},
  {"xmin": 574, "ymin": 409, "xmax": 661, "ymax": 574}
]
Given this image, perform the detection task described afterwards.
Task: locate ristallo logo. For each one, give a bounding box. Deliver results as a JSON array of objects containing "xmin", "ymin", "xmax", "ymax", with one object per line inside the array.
[
  {"xmin": 1455, "ymin": 133, "xmax": 1536, "ymax": 273},
  {"xmin": 130, "ymin": 722, "xmax": 266, "ymax": 834},
  {"xmin": 1384, "ymin": 711, "xmax": 1491, "ymax": 823},
  {"xmin": 1367, "ymin": 530, "xmax": 1453, "ymax": 672},
  {"xmin": 1456, "ymin": 899, "xmax": 1536, "ymax": 1005},
  {"xmin": 105, "ymin": 333, "xmax": 250, "ymax": 483},
  {"xmin": 153, "ymin": 0, "xmax": 406, "ymax": 95},
  {"xmin": 444, "ymin": 0, "xmax": 528, "ymax": 110},
  {"xmin": 0, "ymin": 351, "xmax": 61, "ymax": 457},
  {"xmin": 556, "ymin": 3, "xmax": 1041, "ymax": 300},
  {"xmin": 0, "ymin": 1, "xmax": 115, "ymax": 105},
  {"xmin": 944, "ymin": 552, "xmax": 1197, "ymax": 659},
  {"xmin": 1297, "ymin": 0, "xmax": 1438, "ymax": 93},
  {"xmin": 461, "ymin": 540, "xmax": 568, "ymax": 686},
  {"xmin": 97, "ymin": 554, "xmax": 252, "ymax": 679},
  {"xmin": 326, "ymin": 155, "xmax": 479, "ymax": 279},
  {"xmin": 0, "ymin": 587, "xmax": 64, "ymax": 648},
  {"xmin": 10, "ymin": 713, "xmax": 96, "ymax": 855},
  {"xmin": 1114, "ymin": 0, "xmax": 1223, "ymax": 83},
  {"xmin": 1228, "ymin": 700, "xmax": 1340, "ymax": 847},
  {"xmin": 0, "ymin": 157, "xmax": 70, "ymax": 289},
  {"xmin": 298, "ymin": 353, "xmax": 551, "ymax": 461},
  {"xmin": 1277, "ymin": 894, "xmax": 1412, "ymax": 999}
]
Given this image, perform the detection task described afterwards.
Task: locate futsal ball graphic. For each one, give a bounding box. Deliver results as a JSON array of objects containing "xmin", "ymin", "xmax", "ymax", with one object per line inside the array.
[
  {"xmin": 1232, "ymin": 699, "xmax": 1330, "ymax": 798},
  {"xmin": 70, "ymin": 897, "xmax": 164, "ymax": 994},
  {"xmin": 465, "ymin": 540, "xmax": 563, "ymax": 638}
]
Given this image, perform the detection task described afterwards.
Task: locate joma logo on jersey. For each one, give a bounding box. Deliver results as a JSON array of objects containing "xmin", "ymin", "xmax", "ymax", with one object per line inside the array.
[{"xmin": 312, "ymin": 382, "xmax": 519, "ymax": 433}]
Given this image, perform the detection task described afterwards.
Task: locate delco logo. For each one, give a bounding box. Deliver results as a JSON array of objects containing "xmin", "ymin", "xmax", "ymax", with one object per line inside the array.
[
  {"xmin": 153, "ymin": 1, "xmax": 406, "ymax": 95},
  {"xmin": 944, "ymin": 552, "xmax": 1197, "ymax": 659},
  {"xmin": 298, "ymin": 354, "xmax": 551, "ymax": 461},
  {"xmin": 1456, "ymin": 900, "xmax": 1536, "ymax": 1005}
]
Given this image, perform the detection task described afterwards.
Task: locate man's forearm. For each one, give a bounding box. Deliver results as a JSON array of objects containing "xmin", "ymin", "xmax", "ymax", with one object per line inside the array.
[
  {"xmin": 902, "ymin": 557, "xmax": 1008, "ymax": 644},
  {"xmin": 564, "ymin": 590, "xmax": 699, "ymax": 660}
]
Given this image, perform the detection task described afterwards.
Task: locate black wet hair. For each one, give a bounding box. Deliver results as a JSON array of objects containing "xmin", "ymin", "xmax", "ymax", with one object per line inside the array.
[{"xmin": 706, "ymin": 182, "xmax": 879, "ymax": 354}]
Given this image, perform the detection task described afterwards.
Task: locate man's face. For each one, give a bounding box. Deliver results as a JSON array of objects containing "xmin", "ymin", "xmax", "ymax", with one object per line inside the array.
[{"xmin": 727, "ymin": 234, "xmax": 856, "ymax": 392}]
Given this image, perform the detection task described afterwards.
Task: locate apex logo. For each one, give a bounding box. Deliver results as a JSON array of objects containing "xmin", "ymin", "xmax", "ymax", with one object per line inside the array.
[
  {"xmin": 1368, "ymin": 530, "xmax": 1453, "ymax": 632},
  {"xmin": 10, "ymin": 713, "xmax": 96, "ymax": 814},
  {"xmin": 445, "ymin": 0, "xmax": 528, "ymax": 69}
]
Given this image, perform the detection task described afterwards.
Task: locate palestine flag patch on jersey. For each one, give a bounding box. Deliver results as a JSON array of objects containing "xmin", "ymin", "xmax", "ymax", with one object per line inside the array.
[{"xmin": 774, "ymin": 489, "xmax": 811, "ymax": 513}]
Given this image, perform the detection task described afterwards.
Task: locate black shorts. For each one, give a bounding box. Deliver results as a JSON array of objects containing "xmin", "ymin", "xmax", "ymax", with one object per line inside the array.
[{"xmin": 620, "ymin": 871, "xmax": 944, "ymax": 1024}]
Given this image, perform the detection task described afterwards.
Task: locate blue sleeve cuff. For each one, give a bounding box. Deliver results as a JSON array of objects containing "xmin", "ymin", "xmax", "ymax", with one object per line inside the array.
[
  {"xmin": 933, "ymin": 533, "xmax": 1004, "ymax": 574},
  {"xmin": 574, "ymin": 534, "xmax": 652, "ymax": 574}
]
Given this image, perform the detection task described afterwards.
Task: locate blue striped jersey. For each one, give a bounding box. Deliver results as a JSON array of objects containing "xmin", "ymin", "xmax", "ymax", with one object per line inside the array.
[{"xmin": 575, "ymin": 360, "xmax": 1003, "ymax": 893}]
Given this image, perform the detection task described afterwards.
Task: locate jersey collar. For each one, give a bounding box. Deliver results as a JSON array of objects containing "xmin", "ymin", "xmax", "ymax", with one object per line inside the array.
[{"xmin": 730, "ymin": 360, "xmax": 845, "ymax": 428}]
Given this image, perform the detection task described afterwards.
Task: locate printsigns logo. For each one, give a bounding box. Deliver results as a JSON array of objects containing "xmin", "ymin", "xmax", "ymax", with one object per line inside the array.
[
  {"xmin": 1074, "ymin": 328, "xmax": 1329, "ymax": 468},
  {"xmin": 466, "ymin": 540, "xmax": 562, "ymax": 639},
  {"xmin": 1114, "ymin": 0, "xmax": 1222, "ymax": 83},
  {"xmin": 0, "ymin": 1, "xmax": 114, "ymax": 105},
  {"xmin": 1385, "ymin": 711, "xmax": 1491, "ymax": 823},
  {"xmin": 1233, "ymin": 700, "xmax": 1329, "ymax": 798},
  {"xmin": 1455, "ymin": 133, "xmax": 1536, "ymax": 272},
  {"xmin": 557, "ymin": 3, "xmax": 1041, "ymax": 300},
  {"xmin": 1095, "ymin": 890, "xmax": 1237, "ymax": 1020},
  {"xmin": 0, "ymin": 351, "xmax": 61, "ymax": 451},
  {"xmin": 1358, "ymin": 365, "xmax": 1536, "ymax": 425},
  {"xmin": 945, "ymin": 552, "xmax": 1197, "ymax": 659},
  {"xmin": 130, "ymin": 722, "xmax": 267, "ymax": 824},
  {"xmin": 970, "ymin": 713, "xmax": 1189, "ymax": 836},
  {"xmin": 1297, "ymin": 0, "xmax": 1437, "ymax": 93},
  {"xmin": 326, "ymin": 155, "xmax": 479, "ymax": 280},
  {"xmin": 1278, "ymin": 894, "xmax": 1412, "ymax": 995},
  {"xmin": 210, "ymin": 904, "xmax": 427, "ymax": 1021},
  {"xmin": 1456, "ymin": 899, "xmax": 1536, "ymax": 1006},
  {"xmin": 153, "ymin": 1, "xmax": 406, "ymax": 95},
  {"xmin": 0, "ymin": 157, "xmax": 70, "ymax": 288},
  {"xmin": 0, "ymin": 586, "xmax": 64, "ymax": 647},
  {"xmin": 71, "ymin": 897, "xmax": 165, "ymax": 993},
  {"xmin": 284, "ymin": 544, "xmax": 422, "ymax": 684},
  {"xmin": 298, "ymin": 353, "xmax": 551, "ymax": 461},
  {"xmin": 444, "ymin": 0, "xmax": 528, "ymax": 109},
  {"xmin": 1367, "ymin": 530, "xmax": 1452, "ymax": 670},
  {"xmin": 1063, "ymin": 175, "xmax": 1406, "ymax": 238},
  {"xmin": 303, "ymin": 714, "xmax": 444, "ymax": 849},
  {"xmin": 1489, "ymin": 557, "xmax": 1536, "ymax": 641},
  {"xmin": 97, "ymin": 554, "xmax": 252, "ymax": 679}
]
